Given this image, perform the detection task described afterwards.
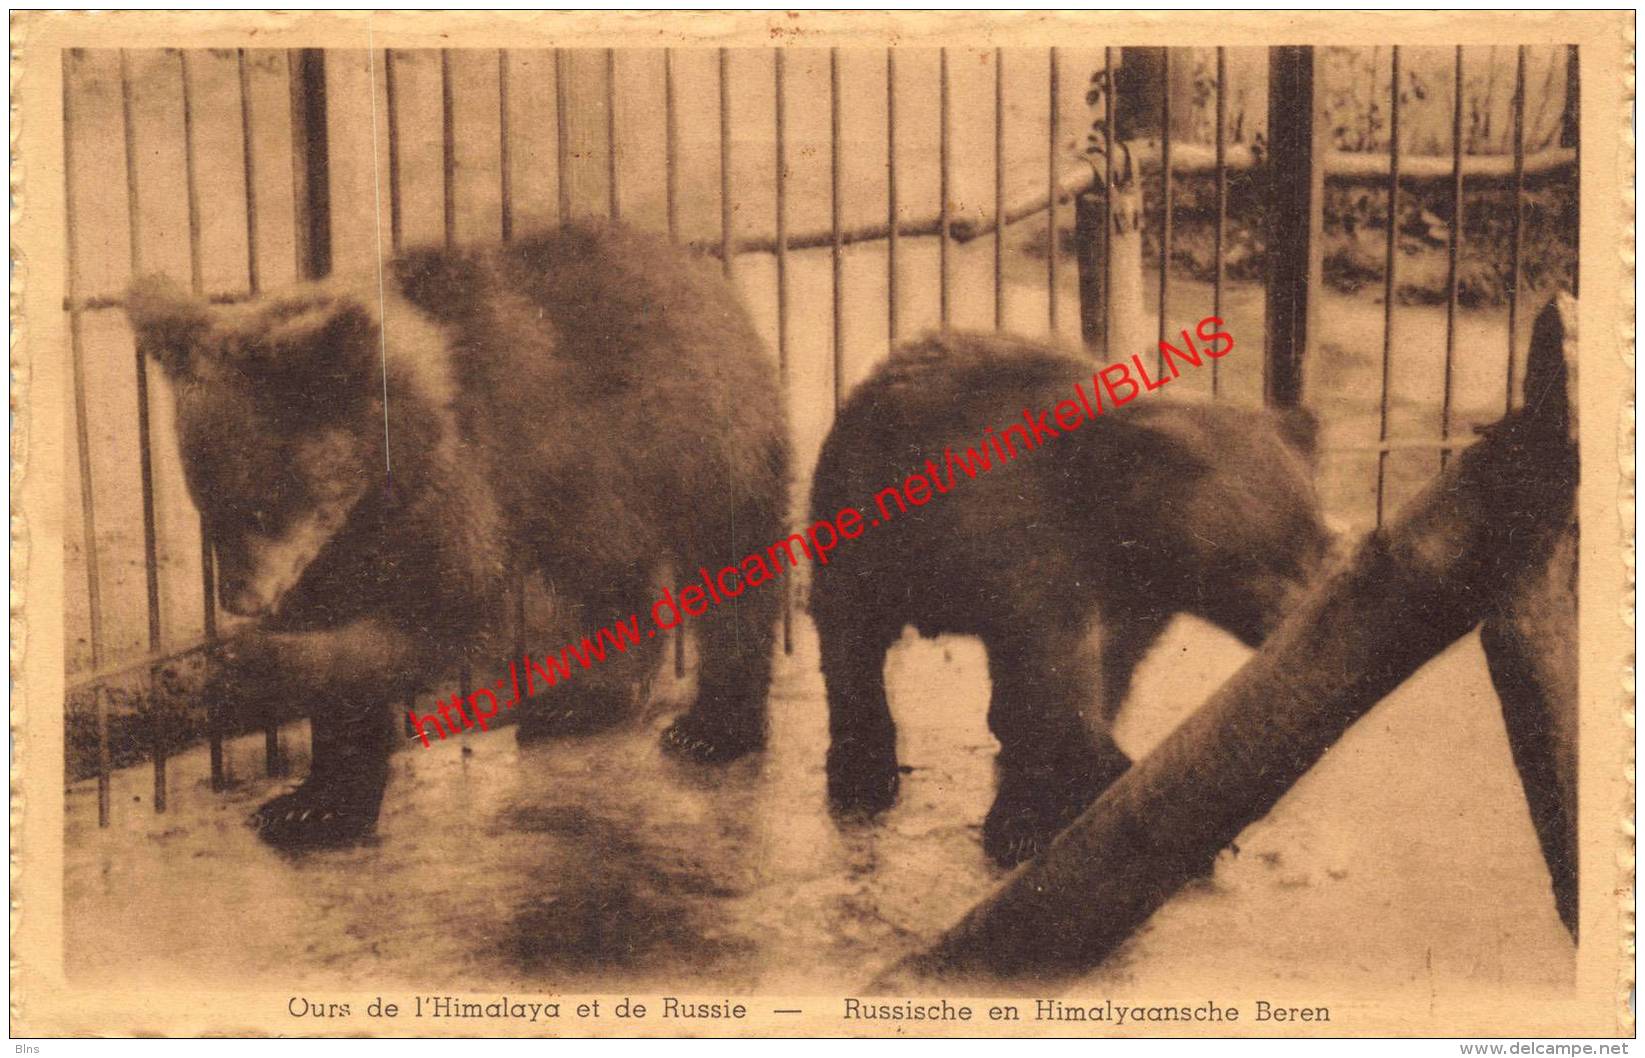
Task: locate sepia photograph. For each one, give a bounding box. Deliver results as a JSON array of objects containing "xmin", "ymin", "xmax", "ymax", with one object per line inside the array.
[{"xmin": 9, "ymin": 9, "xmax": 1634, "ymax": 1040}]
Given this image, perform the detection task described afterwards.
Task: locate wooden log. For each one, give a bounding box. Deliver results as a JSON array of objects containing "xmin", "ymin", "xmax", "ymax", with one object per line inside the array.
[{"xmin": 870, "ymin": 294, "xmax": 1579, "ymax": 989}]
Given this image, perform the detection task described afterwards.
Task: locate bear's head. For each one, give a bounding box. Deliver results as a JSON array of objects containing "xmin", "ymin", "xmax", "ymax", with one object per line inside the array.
[{"xmin": 127, "ymin": 276, "xmax": 383, "ymax": 618}]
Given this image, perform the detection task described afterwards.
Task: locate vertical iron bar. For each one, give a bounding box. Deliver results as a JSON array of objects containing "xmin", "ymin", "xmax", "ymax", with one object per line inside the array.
[
  {"xmin": 1566, "ymin": 45, "xmax": 1579, "ymax": 298},
  {"xmin": 1074, "ymin": 193, "xmax": 1103, "ymax": 348},
  {"xmin": 831, "ymin": 48, "xmax": 844, "ymax": 408},
  {"xmin": 383, "ymin": 50, "xmax": 403, "ymax": 252},
  {"xmin": 225, "ymin": 51, "xmax": 269, "ymax": 780},
  {"xmin": 775, "ymin": 48, "xmax": 793, "ymax": 656},
  {"xmin": 180, "ymin": 51, "xmax": 225, "ymax": 791},
  {"xmin": 1157, "ymin": 49, "xmax": 1173, "ymax": 375},
  {"xmin": 237, "ymin": 50, "xmax": 261, "ymax": 295},
  {"xmin": 606, "ymin": 48, "xmax": 620, "ymax": 222},
  {"xmin": 1505, "ymin": 46, "xmax": 1527, "ymax": 413},
  {"xmin": 664, "ymin": 49, "xmax": 679, "ymax": 242},
  {"xmin": 498, "ymin": 50, "xmax": 513, "ymax": 243},
  {"xmin": 1262, "ymin": 46, "xmax": 1323, "ymax": 409},
  {"xmin": 886, "ymin": 48, "xmax": 899, "ymax": 342},
  {"xmin": 1048, "ymin": 48, "xmax": 1061, "ymax": 332},
  {"xmin": 271, "ymin": 47, "xmax": 332, "ymax": 776},
  {"xmin": 719, "ymin": 48, "xmax": 733, "ymax": 278},
  {"xmin": 288, "ymin": 49, "xmax": 331, "ymax": 279},
  {"xmin": 994, "ymin": 48, "xmax": 1005, "ymax": 330},
  {"xmin": 1212, "ymin": 46, "xmax": 1227, "ymax": 397},
  {"xmin": 500, "ymin": 50, "xmax": 523, "ymax": 665},
  {"xmin": 1439, "ymin": 46, "xmax": 1464, "ymax": 470},
  {"xmin": 775, "ymin": 51, "xmax": 789, "ymax": 381},
  {"xmin": 180, "ymin": 55, "xmax": 204, "ymax": 294},
  {"xmin": 119, "ymin": 51, "xmax": 167, "ymax": 813},
  {"xmin": 681, "ymin": 46, "xmax": 734, "ymax": 679},
  {"xmin": 1375, "ymin": 47, "xmax": 1402, "ymax": 527},
  {"xmin": 938, "ymin": 48, "xmax": 951, "ymax": 327},
  {"xmin": 63, "ymin": 53, "xmax": 110, "ymax": 825},
  {"xmin": 1102, "ymin": 47, "xmax": 1115, "ymax": 358},
  {"xmin": 555, "ymin": 49, "xmax": 571, "ymax": 225},
  {"xmin": 662, "ymin": 48, "xmax": 691, "ymax": 679},
  {"xmin": 288, "ymin": 51, "xmax": 310, "ymax": 280},
  {"xmin": 441, "ymin": 50, "xmax": 456, "ymax": 248}
]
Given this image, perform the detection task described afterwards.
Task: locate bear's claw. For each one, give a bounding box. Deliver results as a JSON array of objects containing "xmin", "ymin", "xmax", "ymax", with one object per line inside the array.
[
  {"xmin": 981, "ymin": 809, "xmax": 1056, "ymax": 868},
  {"xmin": 249, "ymin": 787, "xmax": 377, "ymax": 849},
  {"xmin": 660, "ymin": 713, "xmax": 764, "ymax": 764}
]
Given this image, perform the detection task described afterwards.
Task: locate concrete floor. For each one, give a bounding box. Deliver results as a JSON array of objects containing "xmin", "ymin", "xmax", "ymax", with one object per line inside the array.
[{"xmin": 64, "ymin": 612, "xmax": 1575, "ymax": 997}]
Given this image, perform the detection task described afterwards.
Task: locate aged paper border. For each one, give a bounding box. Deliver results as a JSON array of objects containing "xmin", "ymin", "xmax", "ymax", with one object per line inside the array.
[{"xmin": 10, "ymin": 9, "xmax": 1635, "ymax": 1038}]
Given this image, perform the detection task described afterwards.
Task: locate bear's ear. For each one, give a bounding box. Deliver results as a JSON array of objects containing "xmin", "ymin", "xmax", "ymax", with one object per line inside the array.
[
  {"xmin": 126, "ymin": 275, "xmax": 212, "ymax": 378},
  {"xmin": 251, "ymin": 294, "xmax": 379, "ymax": 397}
]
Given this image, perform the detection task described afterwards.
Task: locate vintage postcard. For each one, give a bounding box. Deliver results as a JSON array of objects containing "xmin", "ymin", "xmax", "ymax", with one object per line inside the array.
[{"xmin": 9, "ymin": 9, "xmax": 1635, "ymax": 1040}]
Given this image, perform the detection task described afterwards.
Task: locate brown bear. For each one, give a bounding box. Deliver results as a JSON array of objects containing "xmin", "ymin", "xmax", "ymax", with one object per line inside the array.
[
  {"xmin": 808, "ymin": 330, "xmax": 1332, "ymax": 867},
  {"xmin": 127, "ymin": 221, "xmax": 789, "ymax": 848}
]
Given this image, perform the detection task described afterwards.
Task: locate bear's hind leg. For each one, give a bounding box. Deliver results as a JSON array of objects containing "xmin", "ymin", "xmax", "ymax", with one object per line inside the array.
[
  {"xmin": 818, "ymin": 617, "xmax": 902, "ymax": 816},
  {"xmin": 661, "ymin": 566, "xmax": 781, "ymax": 763},
  {"xmin": 981, "ymin": 628, "xmax": 1132, "ymax": 868},
  {"xmin": 1094, "ymin": 605, "xmax": 1171, "ymax": 730},
  {"xmin": 516, "ymin": 568, "xmax": 665, "ymax": 742}
]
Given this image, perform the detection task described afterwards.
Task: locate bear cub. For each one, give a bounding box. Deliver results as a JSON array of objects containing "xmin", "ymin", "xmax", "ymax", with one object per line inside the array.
[
  {"xmin": 128, "ymin": 222, "xmax": 789, "ymax": 848},
  {"xmin": 808, "ymin": 330, "xmax": 1332, "ymax": 867}
]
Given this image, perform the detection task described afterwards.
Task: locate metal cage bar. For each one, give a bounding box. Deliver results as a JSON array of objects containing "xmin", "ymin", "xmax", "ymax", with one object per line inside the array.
[
  {"xmin": 938, "ymin": 48, "xmax": 951, "ymax": 327},
  {"xmin": 376, "ymin": 47, "xmax": 419, "ymax": 736},
  {"xmin": 1156, "ymin": 49, "xmax": 1173, "ymax": 375},
  {"xmin": 606, "ymin": 49, "xmax": 621, "ymax": 223},
  {"xmin": 719, "ymin": 48, "xmax": 733, "ymax": 279},
  {"xmin": 664, "ymin": 49, "xmax": 679, "ymax": 242},
  {"xmin": 831, "ymin": 48, "xmax": 844, "ymax": 409},
  {"xmin": 1047, "ymin": 47, "xmax": 1060, "ymax": 333},
  {"xmin": 774, "ymin": 48, "xmax": 793, "ymax": 656},
  {"xmin": 441, "ymin": 50, "xmax": 457, "ymax": 248},
  {"xmin": 499, "ymin": 51, "xmax": 525, "ymax": 671},
  {"xmin": 288, "ymin": 50, "xmax": 331, "ymax": 280},
  {"xmin": 886, "ymin": 48, "xmax": 899, "ymax": 343},
  {"xmin": 1261, "ymin": 46, "xmax": 1322, "ymax": 409},
  {"xmin": 269, "ymin": 47, "xmax": 333, "ymax": 776},
  {"xmin": 62, "ymin": 52, "xmax": 111, "ymax": 825},
  {"xmin": 1565, "ymin": 44, "xmax": 1579, "ymax": 298},
  {"xmin": 994, "ymin": 48, "xmax": 1005, "ymax": 330},
  {"xmin": 1439, "ymin": 46, "xmax": 1465, "ymax": 470},
  {"xmin": 1374, "ymin": 46, "xmax": 1403, "ymax": 528},
  {"xmin": 236, "ymin": 52, "xmax": 261, "ymax": 296},
  {"xmin": 1211, "ymin": 46, "xmax": 1227, "ymax": 397},
  {"xmin": 1505, "ymin": 46, "xmax": 1528, "ymax": 413},
  {"xmin": 383, "ymin": 50, "xmax": 403, "ymax": 253},
  {"xmin": 118, "ymin": 51, "xmax": 169, "ymax": 813},
  {"xmin": 498, "ymin": 50, "xmax": 513, "ymax": 244},
  {"xmin": 1102, "ymin": 47, "xmax": 1116, "ymax": 359},
  {"xmin": 179, "ymin": 51, "xmax": 227, "ymax": 792},
  {"xmin": 554, "ymin": 49, "xmax": 571, "ymax": 225}
]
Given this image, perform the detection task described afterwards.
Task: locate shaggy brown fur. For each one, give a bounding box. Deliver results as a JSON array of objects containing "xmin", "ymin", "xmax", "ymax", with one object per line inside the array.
[
  {"xmin": 128, "ymin": 221, "xmax": 788, "ymax": 848},
  {"xmin": 808, "ymin": 331, "xmax": 1331, "ymax": 867}
]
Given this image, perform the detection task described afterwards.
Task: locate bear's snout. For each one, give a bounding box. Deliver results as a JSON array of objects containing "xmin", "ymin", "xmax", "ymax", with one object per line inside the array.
[{"xmin": 220, "ymin": 578, "xmax": 274, "ymax": 618}]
